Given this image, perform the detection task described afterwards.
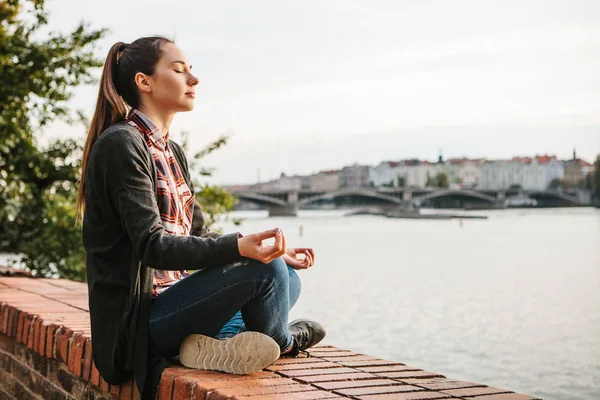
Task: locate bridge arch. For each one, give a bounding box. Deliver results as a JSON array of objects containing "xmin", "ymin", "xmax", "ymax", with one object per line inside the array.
[
  {"xmin": 413, "ymin": 189, "xmax": 497, "ymax": 206},
  {"xmin": 298, "ymin": 189, "xmax": 403, "ymax": 207},
  {"xmin": 523, "ymin": 191, "xmax": 579, "ymax": 205},
  {"xmin": 233, "ymin": 192, "xmax": 288, "ymax": 207}
]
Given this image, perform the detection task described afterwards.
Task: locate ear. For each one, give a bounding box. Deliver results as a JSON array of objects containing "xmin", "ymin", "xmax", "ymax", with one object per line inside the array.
[{"xmin": 134, "ymin": 72, "xmax": 152, "ymax": 94}]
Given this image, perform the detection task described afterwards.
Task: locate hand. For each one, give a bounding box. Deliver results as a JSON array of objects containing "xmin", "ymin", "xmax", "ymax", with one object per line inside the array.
[
  {"xmin": 283, "ymin": 247, "xmax": 315, "ymax": 270},
  {"xmin": 237, "ymin": 228, "xmax": 286, "ymax": 263}
]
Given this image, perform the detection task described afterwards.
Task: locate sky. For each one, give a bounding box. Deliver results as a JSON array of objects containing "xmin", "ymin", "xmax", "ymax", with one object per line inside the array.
[{"xmin": 42, "ymin": 0, "xmax": 600, "ymax": 184}]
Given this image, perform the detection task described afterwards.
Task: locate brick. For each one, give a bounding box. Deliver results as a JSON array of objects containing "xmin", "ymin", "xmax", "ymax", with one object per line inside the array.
[
  {"xmin": 31, "ymin": 316, "xmax": 41, "ymax": 351},
  {"xmin": 170, "ymin": 368, "xmax": 276, "ymax": 382},
  {"xmin": 335, "ymin": 384, "xmax": 423, "ymax": 397},
  {"xmin": 358, "ymin": 365, "xmax": 423, "ymax": 373},
  {"xmin": 91, "ymin": 361, "xmax": 101, "ymax": 386},
  {"xmin": 295, "ymin": 372, "xmax": 377, "ymax": 384},
  {"xmin": 7, "ymin": 307, "xmax": 16, "ymax": 337},
  {"xmin": 17, "ymin": 311, "xmax": 26, "ymax": 342},
  {"xmin": 0, "ymin": 351, "xmax": 11, "ymax": 373},
  {"xmin": 0, "ymin": 369, "xmax": 16, "ymax": 394},
  {"xmin": 373, "ymin": 370, "xmax": 445, "ymax": 379},
  {"xmin": 40, "ymin": 378, "xmax": 70, "ymax": 400},
  {"xmin": 24, "ymin": 343, "xmax": 48, "ymax": 375},
  {"xmin": 440, "ymin": 386, "xmax": 511, "ymax": 397},
  {"xmin": 322, "ymin": 355, "xmax": 389, "ymax": 362},
  {"xmin": 111, "ymin": 382, "xmax": 121, "ymax": 397},
  {"xmin": 358, "ymin": 392, "xmax": 451, "ymax": 400},
  {"xmin": 0, "ymin": 331, "xmax": 16, "ymax": 353},
  {"xmin": 55, "ymin": 327, "xmax": 73, "ymax": 364},
  {"xmin": 280, "ymin": 367, "xmax": 364, "ymax": 378},
  {"xmin": 82, "ymin": 338, "xmax": 93, "ymax": 382},
  {"xmin": 343, "ymin": 359, "xmax": 406, "ymax": 368},
  {"xmin": 0, "ymin": 303, "xmax": 6, "ymax": 334},
  {"xmin": 68, "ymin": 333, "xmax": 85, "ymax": 376},
  {"xmin": 469, "ymin": 394, "xmax": 539, "ymax": 400},
  {"xmin": 25, "ymin": 315, "xmax": 33, "ymax": 348},
  {"xmin": 100, "ymin": 376, "xmax": 110, "ymax": 393},
  {"xmin": 215, "ymin": 383, "xmax": 317, "ymax": 397},
  {"xmin": 173, "ymin": 376, "xmax": 195, "ymax": 400},
  {"xmin": 119, "ymin": 378, "xmax": 134, "ymax": 400},
  {"xmin": 271, "ymin": 357, "xmax": 326, "ymax": 365},
  {"xmin": 306, "ymin": 350, "xmax": 358, "ymax": 357},
  {"xmin": 45, "ymin": 324, "xmax": 60, "ymax": 358},
  {"xmin": 267, "ymin": 361, "xmax": 339, "ymax": 371},
  {"xmin": 12, "ymin": 374, "xmax": 41, "ymax": 400},
  {"xmin": 193, "ymin": 378, "xmax": 298, "ymax": 390},
  {"xmin": 413, "ymin": 380, "xmax": 485, "ymax": 391},
  {"xmin": 38, "ymin": 323, "xmax": 47, "ymax": 356},
  {"xmin": 57, "ymin": 365, "xmax": 96, "ymax": 399},
  {"xmin": 313, "ymin": 379, "xmax": 402, "ymax": 391},
  {"xmin": 237, "ymin": 392, "xmax": 345, "ymax": 399},
  {"xmin": 13, "ymin": 340, "xmax": 28, "ymax": 363}
]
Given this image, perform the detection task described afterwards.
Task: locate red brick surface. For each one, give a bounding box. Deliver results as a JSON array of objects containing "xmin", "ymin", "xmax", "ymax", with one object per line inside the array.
[{"xmin": 0, "ymin": 276, "xmax": 542, "ymax": 400}]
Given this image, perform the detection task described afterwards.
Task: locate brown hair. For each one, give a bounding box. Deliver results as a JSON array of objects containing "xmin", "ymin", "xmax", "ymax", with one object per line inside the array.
[{"xmin": 75, "ymin": 36, "xmax": 173, "ymax": 225}]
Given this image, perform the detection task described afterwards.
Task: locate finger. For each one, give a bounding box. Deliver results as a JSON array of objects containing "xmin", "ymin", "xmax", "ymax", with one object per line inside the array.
[
  {"xmin": 288, "ymin": 258, "xmax": 306, "ymax": 269},
  {"xmin": 264, "ymin": 230, "xmax": 285, "ymax": 259},
  {"xmin": 307, "ymin": 248, "xmax": 315, "ymax": 264},
  {"xmin": 254, "ymin": 228, "xmax": 279, "ymax": 241},
  {"xmin": 293, "ymin": 248, "xmax": 315, "ymax": 264},
  {"xmin": 304, "ymin": 250, "xmax": 313, "ymax": 267}
]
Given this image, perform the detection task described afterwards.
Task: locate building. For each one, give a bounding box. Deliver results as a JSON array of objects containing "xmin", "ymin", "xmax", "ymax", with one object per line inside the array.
[
  {"xmin": 534, "ymin": 155, "xmax": 564, "ymax": 189},
  {"xmin": 370, "ymin": 161, "xmax": 400, "ymax": 187},
  {"xmin": 391, "ymin": 160, "xmax": 437, "ymax": 188},
  {"xmin": 339, "ymin": 164, "xmax": 371, "ymax": 188},
  {"xmin": 481, "ymin": 158, "xmax": 546, "ymax": 190},
  {"xmin": 309, "ymin": 170, "xmax": 340, "ymax": 191},
  {"xmin": 562, "ymin": 149, "xmax": 595, "ymax": 189},
  {"xmin": 254, "ymin": 173, "xmax": 304, "ymax": 191}
]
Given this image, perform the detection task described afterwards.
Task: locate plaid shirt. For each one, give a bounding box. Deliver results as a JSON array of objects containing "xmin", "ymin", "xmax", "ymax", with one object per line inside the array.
[{"xmin": 126, "ymin": 110, "xmax": 195, "ymax": 297}]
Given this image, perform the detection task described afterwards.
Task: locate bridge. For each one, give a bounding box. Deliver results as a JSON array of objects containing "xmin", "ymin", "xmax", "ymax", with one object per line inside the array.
[{"xmin": 230, "ymin": 187, "xmax": 585, "ymax": 216}]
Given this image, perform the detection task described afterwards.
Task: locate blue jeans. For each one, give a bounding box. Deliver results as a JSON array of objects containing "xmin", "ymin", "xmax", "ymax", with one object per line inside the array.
[{"xmin": 149, "ymin": 257, "xmax": 300, "ymax": 357}]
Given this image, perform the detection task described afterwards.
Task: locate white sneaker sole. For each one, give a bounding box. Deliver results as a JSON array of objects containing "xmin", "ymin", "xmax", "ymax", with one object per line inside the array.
[{"xmin": 179, "ymin": 331, "xmax": 280, "ymax": 375}]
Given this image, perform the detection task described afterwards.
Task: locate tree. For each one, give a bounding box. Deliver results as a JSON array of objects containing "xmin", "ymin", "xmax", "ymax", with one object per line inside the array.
[
  {"xmin": 1, "ymin": 0, "xmax": 106, "ymax": 279},
  {"xmin": 426, "ymin": 172, "xmax": 449, "ymax": 188},
  {"xmin": 548, "ymin": 178, "xmax": 563, "ymax": 191},
  {"xmin": 508, "ymin": 184, "xmax": 523, "ymax": 191}
]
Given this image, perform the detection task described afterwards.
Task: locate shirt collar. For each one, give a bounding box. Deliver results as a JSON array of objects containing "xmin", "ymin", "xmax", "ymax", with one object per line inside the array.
[{"xmin": 129, "ymin": 109, "xmax": 170, "ymax": 150}]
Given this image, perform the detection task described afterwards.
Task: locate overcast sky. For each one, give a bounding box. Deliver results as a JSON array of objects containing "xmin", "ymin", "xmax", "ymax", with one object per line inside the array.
[{"xmin": 44, "ymin": 0, "xmax": 600, "ymax": 184}]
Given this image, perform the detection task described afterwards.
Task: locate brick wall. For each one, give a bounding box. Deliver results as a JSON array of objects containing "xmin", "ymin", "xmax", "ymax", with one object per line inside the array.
[{"xmin": 0, "ymin": 277, "xmax": 541, "ymax": 400}]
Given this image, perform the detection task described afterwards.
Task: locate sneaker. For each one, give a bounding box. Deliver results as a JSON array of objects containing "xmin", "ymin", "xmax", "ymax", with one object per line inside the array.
[
  {"xmin": 284, "ymin": 319, "xmax": 326, "ymax": 356},
  {"xmin": 179, "ymin": 331, "xmax": 280, "ymax": 375}
]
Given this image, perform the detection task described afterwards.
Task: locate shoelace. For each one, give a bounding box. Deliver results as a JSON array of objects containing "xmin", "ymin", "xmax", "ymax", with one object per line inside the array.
[{"xmin": 295, "ymin": 330, "xmax": 310, "ymax": 349}]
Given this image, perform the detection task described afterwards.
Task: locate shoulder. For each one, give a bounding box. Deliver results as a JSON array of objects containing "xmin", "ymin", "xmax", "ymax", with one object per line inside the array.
[
  {"xmin": 95, "ymin": 122, "xmax": 145, "ymax": 149},
  {"xmin": 92, "ymin": 122, "xmax": 149, "ymax": 159}
]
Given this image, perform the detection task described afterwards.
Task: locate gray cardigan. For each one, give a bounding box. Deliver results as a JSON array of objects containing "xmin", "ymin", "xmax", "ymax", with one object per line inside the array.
[{"xmin": 82, "ymin": 122, "xmax": 243, "ymax": 398}]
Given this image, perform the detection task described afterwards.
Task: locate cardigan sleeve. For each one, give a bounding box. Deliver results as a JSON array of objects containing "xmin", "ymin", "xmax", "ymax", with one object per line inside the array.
[{"xmin": 90, "ymin": 126, "xmax": 243, "ymax": 270}]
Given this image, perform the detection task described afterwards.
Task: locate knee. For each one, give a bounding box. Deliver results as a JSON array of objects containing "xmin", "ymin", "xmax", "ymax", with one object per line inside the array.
[
  {"xmin": 268, "ymin": 257, "xmax": 289, "ymax": 284},
  {"xmin": 247, "ymin": 257, "xmax": 289, "ymax": 286}
]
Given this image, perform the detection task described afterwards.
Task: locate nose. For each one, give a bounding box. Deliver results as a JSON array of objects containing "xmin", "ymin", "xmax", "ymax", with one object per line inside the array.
[{"xmin": 188, "ymin": 74, "xmax": 199, "ymax": 87}]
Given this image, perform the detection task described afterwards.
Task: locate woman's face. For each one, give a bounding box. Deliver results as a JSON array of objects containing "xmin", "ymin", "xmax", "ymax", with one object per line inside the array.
[{"xmin": 143, "ymin": 42, "xmax": 198, "ymax": 113}]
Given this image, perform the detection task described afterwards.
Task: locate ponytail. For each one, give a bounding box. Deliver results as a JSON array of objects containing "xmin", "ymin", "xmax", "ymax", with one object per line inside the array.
[
  {"xmin": 75, "ymin": 42, "xmax": 129, "ymax": 226},
  {"xmin": 75, "ymin": 36, "xmax": 173, "ymax": 226}
]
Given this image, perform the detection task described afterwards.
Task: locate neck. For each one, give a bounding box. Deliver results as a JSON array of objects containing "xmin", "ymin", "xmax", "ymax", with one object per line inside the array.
[{"xmin": 137, "ymin": 103, "xmax": 174, "ymax": 138}]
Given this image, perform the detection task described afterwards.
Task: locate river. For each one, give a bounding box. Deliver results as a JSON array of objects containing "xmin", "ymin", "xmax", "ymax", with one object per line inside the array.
[{"xmin": 219, "ymin": 207, "xmax": 600, "ymax": 400}]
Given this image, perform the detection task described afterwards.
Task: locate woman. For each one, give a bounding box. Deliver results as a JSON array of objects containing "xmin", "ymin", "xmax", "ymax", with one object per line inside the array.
[{"xmin": 76, "ymin": 36, "xmax": 325, "ymax": 399}]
